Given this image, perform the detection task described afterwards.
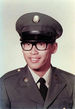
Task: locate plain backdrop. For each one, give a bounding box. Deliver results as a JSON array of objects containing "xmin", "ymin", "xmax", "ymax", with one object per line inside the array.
[{"xmin": 0, "ymin": 0, "xmax": 75, "ymax": 77}]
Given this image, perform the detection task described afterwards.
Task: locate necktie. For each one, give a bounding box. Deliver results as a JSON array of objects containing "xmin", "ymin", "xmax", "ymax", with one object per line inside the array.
[{"xmin": 37, "ymin": 78, "xmax": 48, "ymax": 101}]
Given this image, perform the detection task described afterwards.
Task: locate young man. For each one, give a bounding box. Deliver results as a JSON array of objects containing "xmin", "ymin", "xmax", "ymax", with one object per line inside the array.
[{"xmin": 0, "ymin": 12, "xmax": 75, "ymax": 109}]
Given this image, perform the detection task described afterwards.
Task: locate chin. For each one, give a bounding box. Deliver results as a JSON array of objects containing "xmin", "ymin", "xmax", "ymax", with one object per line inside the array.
[{"xmin": 28, "ymin": 64, "xmax": 41, "ymax": 70}]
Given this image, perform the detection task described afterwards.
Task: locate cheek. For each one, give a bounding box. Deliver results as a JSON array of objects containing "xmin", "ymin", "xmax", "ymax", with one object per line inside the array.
[
  {"xmin": 22, "ymin": 51, "xmax": 29, "ymax": 60},
  {"xmin": 41, "ymin": 50, "xmax": 51, "ymax": 61}
]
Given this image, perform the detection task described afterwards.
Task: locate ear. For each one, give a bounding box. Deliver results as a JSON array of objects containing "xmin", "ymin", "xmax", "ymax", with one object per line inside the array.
[{"xmin": 51, "ymin": 43, "xmax": 58, "ymax": 54}]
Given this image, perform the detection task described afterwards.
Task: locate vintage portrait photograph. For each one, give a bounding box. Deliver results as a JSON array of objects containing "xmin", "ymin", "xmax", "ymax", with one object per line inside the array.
[{"xmin": 0, "ymin": 0, "xmax": 75, "ymax": 109}]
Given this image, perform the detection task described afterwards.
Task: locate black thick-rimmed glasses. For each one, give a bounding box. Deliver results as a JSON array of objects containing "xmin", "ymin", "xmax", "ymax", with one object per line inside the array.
[{"xmin": 21, "ymin": 42, "xmax": 48, "ymax": 51}]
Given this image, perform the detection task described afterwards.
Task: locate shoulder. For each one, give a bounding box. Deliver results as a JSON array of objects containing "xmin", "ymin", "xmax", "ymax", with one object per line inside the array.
[
  {"xmin": 52, "ymin": 66, "xmax": 74, "ymax": 78},
  {"xmin": 1, "ymin": 65, "xmax": 28, "ymax": 81},
  {"xmin": 52, "ymin": 66, "xmax": 75, "ymax": 84},
  {"xmin": 0, "ymin": 65, "xmax": 29, "ymax": 92}
]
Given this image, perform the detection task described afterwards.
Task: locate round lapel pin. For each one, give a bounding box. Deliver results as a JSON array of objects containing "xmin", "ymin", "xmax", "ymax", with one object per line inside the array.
[{"xmin": 24, "ymin": 78, "xmax": 28, "ymax": 83}]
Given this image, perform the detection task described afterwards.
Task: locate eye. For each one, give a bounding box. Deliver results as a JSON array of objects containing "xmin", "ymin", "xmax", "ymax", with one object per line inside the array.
[
  {"xmin": 39, "ymin": 42, "xmax": 43, "ymax": 45},
  {"xmin": 24, "ymin": 43, "xmax": 31, "ymax": 46},
  {"xmin": 37, "ymin": 42, "xmax": 46, "ymax": 46},
  {"xmin": 27, "ymin": 43, "xmax": 31, "ymax": 45}
]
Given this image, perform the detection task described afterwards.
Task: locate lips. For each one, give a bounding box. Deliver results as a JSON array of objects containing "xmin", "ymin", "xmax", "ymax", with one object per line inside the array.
[{"xmin": 30, "ymin": 57, "xmax": 40, "ymax": 63}]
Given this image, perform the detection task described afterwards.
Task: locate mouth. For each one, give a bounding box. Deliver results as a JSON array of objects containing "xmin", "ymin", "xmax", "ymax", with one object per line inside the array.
[{"xmin": 30, "ymin": 57, "xmax": 40, "ymax": 63}]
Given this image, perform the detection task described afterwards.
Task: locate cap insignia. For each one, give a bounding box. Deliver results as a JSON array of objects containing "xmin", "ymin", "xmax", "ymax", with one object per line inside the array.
[{"xmin": 33, "ymin": 15, "xmax": 40, "ymax": 23}]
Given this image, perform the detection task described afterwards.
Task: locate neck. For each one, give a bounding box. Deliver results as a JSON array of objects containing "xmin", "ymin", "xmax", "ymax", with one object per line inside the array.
[
  {"xmin": 28, "ymin": 64, "xmax": 51, "ymax": 77},
  {"xmin": 33, "ymin": 68, "xmax": 50, "ymax": 77}
]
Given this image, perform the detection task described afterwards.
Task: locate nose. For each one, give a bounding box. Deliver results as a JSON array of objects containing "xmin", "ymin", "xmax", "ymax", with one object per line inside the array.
[{"xmin": 30, "ymin": 45, "xmax": 38, "ymax": 55}]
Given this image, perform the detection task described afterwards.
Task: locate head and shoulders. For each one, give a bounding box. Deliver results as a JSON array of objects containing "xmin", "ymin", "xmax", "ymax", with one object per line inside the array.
[{"xmin": 1, "ymin": 12, "xmax": 74, "ymax": 83}]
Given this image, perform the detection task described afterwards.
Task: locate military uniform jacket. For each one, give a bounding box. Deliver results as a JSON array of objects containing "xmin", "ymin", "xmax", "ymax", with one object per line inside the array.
[{"xmin": 0, "ymin": 65, "xmax": 75, "ymax": 109}]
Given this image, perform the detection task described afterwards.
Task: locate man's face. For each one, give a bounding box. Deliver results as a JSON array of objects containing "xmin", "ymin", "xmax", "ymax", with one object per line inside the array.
[{"xmin": 22, "ymin": 42, "xmax": 57, "ymax": 71}]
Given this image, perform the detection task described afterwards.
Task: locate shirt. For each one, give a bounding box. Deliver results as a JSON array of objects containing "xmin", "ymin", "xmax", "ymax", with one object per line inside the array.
[{"xmin": 28, "ymin": 66, "xmax": 51, "ymax": 88}]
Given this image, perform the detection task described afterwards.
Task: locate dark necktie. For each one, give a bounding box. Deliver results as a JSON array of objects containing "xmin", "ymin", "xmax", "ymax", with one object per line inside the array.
[{"xmin": 37, "ymin": 78, "xmax": 48, "ymax": 101}]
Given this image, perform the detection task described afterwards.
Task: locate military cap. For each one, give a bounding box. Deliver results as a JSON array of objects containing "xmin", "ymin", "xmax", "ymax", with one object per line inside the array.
[{"xmin": 16, "ymin": 12, "xmax": 63, "ymax": 43}]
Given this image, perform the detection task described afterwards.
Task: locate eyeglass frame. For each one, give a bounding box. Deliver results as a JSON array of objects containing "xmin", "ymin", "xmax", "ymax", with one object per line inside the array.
[{"xmin": 21, "ymin": 41, "xmax": 50, "ymax": 51}]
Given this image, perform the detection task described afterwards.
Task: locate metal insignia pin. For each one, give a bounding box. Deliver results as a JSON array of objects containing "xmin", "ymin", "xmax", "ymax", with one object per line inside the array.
[
  {"xmin": 17, "ymin": 68, "xmax": 21, "ymax": 72},
  {"xmin": 33, "ymin": 15, "xmax": 40, "ymax": 23},
  {"xmin": 63, "ymin": 107, "xmax": 66, "ymax": 109},
  {"xmin": 24, "ymin": 78, "xmax": 28, "ymax": 83}
]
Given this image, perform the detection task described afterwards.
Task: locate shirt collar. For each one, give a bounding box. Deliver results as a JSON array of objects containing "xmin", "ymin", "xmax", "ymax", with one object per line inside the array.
[
  {"xmin": 28, "ymin": 66, "xmax": 51, "ymax": 88},
  {"xmin": 43, "ymin": 68, "xmax": 51, "ymax": 88}
]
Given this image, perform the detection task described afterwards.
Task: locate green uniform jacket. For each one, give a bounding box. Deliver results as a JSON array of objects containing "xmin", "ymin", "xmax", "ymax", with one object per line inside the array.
[{"xmin": 0, "ymin": 65, "xmax": 75, "ymax": 109}]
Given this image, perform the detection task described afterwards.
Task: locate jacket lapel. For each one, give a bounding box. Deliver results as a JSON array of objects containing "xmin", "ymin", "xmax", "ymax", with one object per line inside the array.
[
  {"xmin": 17, "ymin": 65, "xmax": 44, "ymax": 104},
  {"xmin": 44, "ymin": 66, "xmax": 67, "ymax": 108}
]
